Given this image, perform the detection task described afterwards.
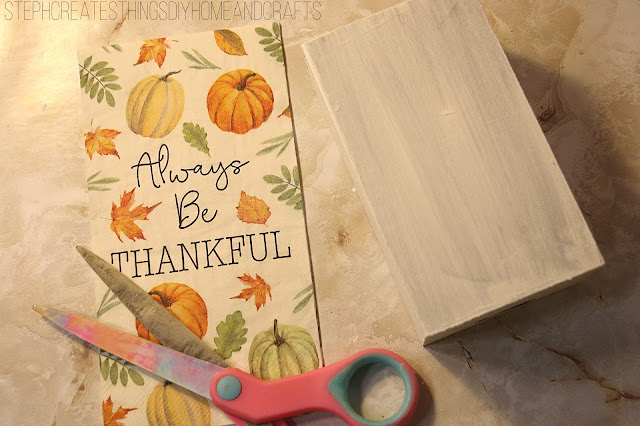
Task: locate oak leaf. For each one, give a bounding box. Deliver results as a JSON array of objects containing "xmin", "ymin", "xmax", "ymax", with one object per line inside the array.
[
  {"xmin": 134, "ymin": 38, "xmax": 171, "ymax": 67},
  {"xmin": 102, "ymin": 396, "xmax": 136, "ymax": 426},
  {"xmin": 110, "ymin": 188, "xmax": 161, "ymax": 242},
  {"xmin": 214, "ymin": 29, "xmax": 247, "ymax": 56},
  {"xmin": 214, "ymin": 310, "xmax": 248, "ymax": 359},
  {"xmin": 183, "ymin": 122, "xmax": 210, "ymax": 156},
  {"xmin": 85, "ymin": 127, "xmax": 120, "ymax": 159},
  {"xmin": 236, "ymin": 191, "xmax": 271, "ymax": 225},
  {"xmin": 231, "ymin": 274, "xmax": 272, "ymax": 311}
]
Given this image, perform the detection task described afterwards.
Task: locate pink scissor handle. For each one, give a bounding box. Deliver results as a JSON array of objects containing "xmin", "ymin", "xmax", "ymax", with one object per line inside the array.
[
  {"xmin": 210, "ymin": 348, "xmax": 419, "ymax": 425},
  {"xmin": 222, "ymin": 413, "xmax": 288, "ymax": 426}
]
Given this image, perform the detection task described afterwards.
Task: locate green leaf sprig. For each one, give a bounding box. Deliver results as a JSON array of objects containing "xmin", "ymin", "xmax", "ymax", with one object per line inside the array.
[
  {"xmin": 293, "ymin": 284, "xmax": 314, "ymax": 313},
  {"xmin": 181, "ymin": 49, "xmax": 220, "ymax": 70},
  {"xmin": 255, "ymin": 22, "xmax": 284, "ymax": 63},
  {"xmin": 99, "ymin": 350, "xmax": 144, "ymax": 387},
  {"xmin": 214, "ymin": 311, "xmax": 248, "ymax": 360},
  {"xmin": 79, "ymin": 56, "xmax": 121, "ymax": 107},
  {"xmin": 87, "ymin": 170, "xmax": 120, "ymax": 192},
  {"xmin": 96, "ymin": 288, "xmax": 141, "ymax": 387},
  {"xmin": 101, "ymin": 44, "xmax": 122, "ymax": 54},
  {"xmin": 96, "ymin": 288, "xmax": 122, "ymax": 317},
  {"xmin": 256, "ymin": 131, "xmax": 293, "ymax": 157},
  {"xmin": 263, "ymin": 165, "xmax": 303, "ymax": 210}
]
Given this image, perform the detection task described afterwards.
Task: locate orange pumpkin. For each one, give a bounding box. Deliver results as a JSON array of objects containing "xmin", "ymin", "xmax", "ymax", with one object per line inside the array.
[
  {"xmin": 206, "ymin": 69, "xmax": 274, "ymax": 134},
  {"xmin": 136, "ymin": 283, "xmax": 208, "ymax": 343}
]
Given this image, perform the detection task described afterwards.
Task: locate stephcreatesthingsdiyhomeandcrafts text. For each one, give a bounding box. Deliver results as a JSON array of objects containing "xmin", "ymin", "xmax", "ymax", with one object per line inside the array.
[
  {"xmin": 2, "ymin": 0, "xmax": 322, "ymax": 21},
  {"xmin": 111, "ymin": 143, "xmax": 293, "ymax": 279}
]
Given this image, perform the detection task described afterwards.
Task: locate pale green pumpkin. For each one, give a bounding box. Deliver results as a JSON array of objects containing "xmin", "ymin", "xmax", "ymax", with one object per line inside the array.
[
  {"xmin": 126, "ymin": 71, "xmax": 185, "ymax": 138},
  {"xmin": 248, "ymin": 319, "xmax": 319, "ymax": 380}
]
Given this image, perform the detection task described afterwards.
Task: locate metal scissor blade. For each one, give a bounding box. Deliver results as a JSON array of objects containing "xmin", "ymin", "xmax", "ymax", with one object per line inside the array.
[
  {"xmin": 34, "ymin": 305, "xmax": 223, "ymax": 399},
  {"xmin": 76, "ymin": 246, "xmax": 226, "ymax": 367}
]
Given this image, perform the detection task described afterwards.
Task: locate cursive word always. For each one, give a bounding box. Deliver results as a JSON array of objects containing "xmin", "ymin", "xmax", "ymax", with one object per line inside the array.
[{"xmin": 131, "ymin": 143, "xmax": 249, "ymax": 191}]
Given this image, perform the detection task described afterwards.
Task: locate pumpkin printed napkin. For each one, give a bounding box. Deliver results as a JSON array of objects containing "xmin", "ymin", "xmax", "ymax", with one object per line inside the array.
[{"xmin": 78, "ymin": 24, "xmax": 321, "ymax": 425}]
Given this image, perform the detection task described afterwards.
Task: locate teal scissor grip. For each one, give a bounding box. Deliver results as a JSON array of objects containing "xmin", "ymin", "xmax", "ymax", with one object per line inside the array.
[{"xmin": 327, "ymin": 352, "xmax": 416, "ymax": 425}]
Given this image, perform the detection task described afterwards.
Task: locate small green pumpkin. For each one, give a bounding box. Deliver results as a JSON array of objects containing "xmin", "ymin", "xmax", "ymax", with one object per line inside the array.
[{"xmin": 248, "ymin": 319, "xmax": 319, "ymax": 380}]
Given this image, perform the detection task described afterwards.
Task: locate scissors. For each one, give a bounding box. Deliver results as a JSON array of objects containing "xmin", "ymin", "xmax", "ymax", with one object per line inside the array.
[{"xmin": 35, "ymin": 246, "xmax": 419, "ymax": 425}]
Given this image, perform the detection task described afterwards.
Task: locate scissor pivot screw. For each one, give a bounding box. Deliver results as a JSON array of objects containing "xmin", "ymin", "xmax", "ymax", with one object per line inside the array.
[{"xmin": 217, "ymin": 375, "xmax": 242, "ymax": 401}]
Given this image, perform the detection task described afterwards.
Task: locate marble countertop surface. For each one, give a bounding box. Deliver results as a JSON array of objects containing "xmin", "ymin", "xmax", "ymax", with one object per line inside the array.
[{"xmin": 2, "ymin": 0, "xmax": 639, "ymax": 424}]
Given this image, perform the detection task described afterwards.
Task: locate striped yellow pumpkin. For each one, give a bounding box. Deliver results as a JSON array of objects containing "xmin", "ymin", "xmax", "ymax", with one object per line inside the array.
[
  {"xmin": 146, "ymin": 382, "xmax": 211, "ymax": 426},
  {"xmin": 126, "ymin": 71, "xmax": 185, "ymax": 138}
]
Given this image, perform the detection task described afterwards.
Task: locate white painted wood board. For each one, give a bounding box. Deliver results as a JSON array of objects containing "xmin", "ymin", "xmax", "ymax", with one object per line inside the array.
[{"xmin": 302, "ymin": 0, "xmax": 603, "ymax": 345}]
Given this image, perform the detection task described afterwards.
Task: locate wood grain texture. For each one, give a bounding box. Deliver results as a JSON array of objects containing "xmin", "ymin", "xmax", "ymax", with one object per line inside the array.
[{"xmin": 302, "ymin": 0, "xmax": 603, "ymax": 345}]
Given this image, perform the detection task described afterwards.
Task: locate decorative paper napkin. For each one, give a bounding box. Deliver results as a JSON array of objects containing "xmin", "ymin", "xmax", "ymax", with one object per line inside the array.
[{"xmin": 78, "ymin": 24, "xmax": 321, "ymax": 425}]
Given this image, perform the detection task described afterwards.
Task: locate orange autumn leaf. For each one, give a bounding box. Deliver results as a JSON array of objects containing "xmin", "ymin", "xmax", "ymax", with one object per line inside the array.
[
  {"xmin": 214, "ymin": 29, "xmax": 247, "ymax": 56},
  {"xmin": 110, "ymin": 188, "xmax": 161, "ymax": 242},
  {"xmin": 278, "ymin": 104, "xmax": 292, "ymax": 118},
  {"xmin": 231, "ymin": 273, "xmax": 272, "ymax": 311},
  {"xmin": 134, "ymin": 38, "xmax": 171, "ymax": 67},
  {"xmin": 85, "ymin": 127, "xmax": 120, "ymax": 159},
  {"xmin": 102, "ymin": 396, "xmax": 136, "ymax": 426},
  {"xmin": 236, "ymin": 191, "xmax": 271, "ymax": 225}
]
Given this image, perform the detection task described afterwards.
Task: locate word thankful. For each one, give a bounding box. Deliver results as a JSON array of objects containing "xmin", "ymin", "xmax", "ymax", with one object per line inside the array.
[{"xmin": 110, "ymin": 231, "xmax": 291, "ymax": 278}]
